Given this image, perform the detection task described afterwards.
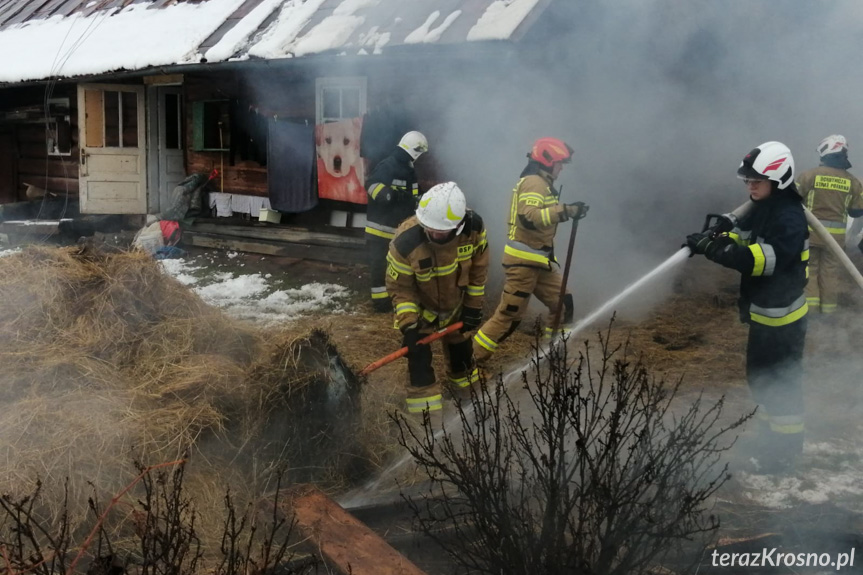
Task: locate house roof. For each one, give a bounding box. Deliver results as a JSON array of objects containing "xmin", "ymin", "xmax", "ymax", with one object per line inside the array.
[{"xmin": 0, "ymin": 0, "xmax": 551, "ymax": 85}]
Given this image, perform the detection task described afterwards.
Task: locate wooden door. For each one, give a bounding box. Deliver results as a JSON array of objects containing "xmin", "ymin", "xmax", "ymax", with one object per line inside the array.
[{"xmin": 77, "ymin": 84, "xmax": 146, "ymax": 214}]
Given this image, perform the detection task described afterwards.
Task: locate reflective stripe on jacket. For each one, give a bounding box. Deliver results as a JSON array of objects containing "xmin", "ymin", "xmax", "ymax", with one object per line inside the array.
[
  {"xmin": 796, "ymin": 165, "xmax": 863, "ymax": 245},
  {"xmin": 712, "ymin": 192, "xmax": 809, "ymax": 326},
  {"xmin": 502, "ymin": 171, "xmax": 570, "ymax": 268},
  {"xmin": 386, "ymin": 212, "xmax": 489, "ymax": 330},
  {"xmin": 365, "ymin": 148, "xmax": 420, "ymax": 238}
]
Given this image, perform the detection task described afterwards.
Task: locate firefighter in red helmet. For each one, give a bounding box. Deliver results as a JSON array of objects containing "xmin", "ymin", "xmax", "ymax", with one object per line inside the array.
[{"xmin": 473, "ymin": 137, "xmax": 589, "ymax": 363}]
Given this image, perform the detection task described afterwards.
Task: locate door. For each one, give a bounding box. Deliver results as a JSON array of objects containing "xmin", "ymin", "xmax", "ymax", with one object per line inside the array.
[
  {"xmin": 77, "ymin": 84, "xmax": 146, "ymax": 214},
  {"xmin": 147, "ymin": 86, "xmax": 186, "ymax": 215},
  {"xmin": 0, "ymin": 128, "xmax": 17, "ymax": 204}
]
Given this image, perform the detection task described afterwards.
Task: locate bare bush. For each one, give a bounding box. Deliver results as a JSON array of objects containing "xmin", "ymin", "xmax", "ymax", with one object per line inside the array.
[
  {"xmin": 0, "ymin": 463, "xmax": 317, "ymax": 575},
  {"xmin": 396, "ymin": 321, "xmax": 750, "ymax": 575}
]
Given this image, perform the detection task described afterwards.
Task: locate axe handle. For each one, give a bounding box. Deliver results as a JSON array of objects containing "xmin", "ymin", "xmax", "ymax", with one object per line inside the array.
[{"xmin": 360, "ymin": 322, "xmax": 464, "ymax": 376}]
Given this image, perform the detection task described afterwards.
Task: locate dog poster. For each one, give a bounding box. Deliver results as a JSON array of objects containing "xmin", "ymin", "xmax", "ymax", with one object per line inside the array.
[{"xmin": 315, "ymin": 117, "xmax": 366, "ymax": 204}]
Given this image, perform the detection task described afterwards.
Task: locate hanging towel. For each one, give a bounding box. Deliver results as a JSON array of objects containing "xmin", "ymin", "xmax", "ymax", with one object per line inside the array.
[
  {"xmin": 268, "ymin": 120, "xmax": 318, "ymax": 213},
  {"xmin": 209, "ymin": 192, "xmax": 233, "ymax": 217},
  {"xmin": 315, "ymin": 117, "xmax": 367, "ymax": 204}
]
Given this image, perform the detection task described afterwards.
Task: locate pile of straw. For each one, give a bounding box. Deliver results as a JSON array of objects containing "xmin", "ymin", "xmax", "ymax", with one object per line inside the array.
[{"xmin": 0, "ymin": 245, "xmax": 362, "ymax": 527}]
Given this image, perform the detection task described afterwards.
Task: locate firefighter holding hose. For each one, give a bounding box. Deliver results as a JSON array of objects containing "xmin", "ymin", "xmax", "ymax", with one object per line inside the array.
[
  {"xmin": 796, "ymin": 135, "xmax": 863, "ymax": 316},
  {"xmin": 685, "ymin": 141, "xmax": 809, "ymax": 474}
]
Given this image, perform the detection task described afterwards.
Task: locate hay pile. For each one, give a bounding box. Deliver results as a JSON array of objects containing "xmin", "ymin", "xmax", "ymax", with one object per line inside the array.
[{"xmin": 0, "ymin": 245, "xmax": 363, "ymax": 529}]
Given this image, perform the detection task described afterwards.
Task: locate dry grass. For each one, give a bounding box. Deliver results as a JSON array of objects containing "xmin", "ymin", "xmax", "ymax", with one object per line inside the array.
[{"xmin": 0, "ymin": 245, "xmax": 365, "ymax": 540}]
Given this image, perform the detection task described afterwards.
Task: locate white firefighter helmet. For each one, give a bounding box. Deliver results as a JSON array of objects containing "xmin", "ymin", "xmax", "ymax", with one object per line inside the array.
[
  {"xmin": 737, "ymin": 141, "xmax": 795, "ymax": 190},
  {"xmin": 398, "ymin": 131, "xmax": 429, "ymax": 160},
  {"xmin": 416, "ymin": 182, "xmax": 466, "ymax": 231},
  {"xmin": 817, "ymin": 134, "xmax": 848, "ymax": 157}
]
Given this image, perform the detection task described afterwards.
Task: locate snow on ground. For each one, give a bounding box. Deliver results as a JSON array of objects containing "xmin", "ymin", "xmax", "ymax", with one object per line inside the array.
[
  {"xmin": 0, "ymin": 247, "xmax": 21, "ymax": 257},
  {"xmin": 159, "ymin": 251, "xmax": 351, "ymax": 326},
  {"xmin": 735, "ymin": 439, "xmax": 863, "ymax": 511}
]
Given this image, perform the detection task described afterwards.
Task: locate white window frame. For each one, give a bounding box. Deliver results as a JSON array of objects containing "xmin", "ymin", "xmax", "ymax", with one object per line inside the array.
[{"xmin": 315, "ymin": 76, "xmax": 367, "ymax": 124}]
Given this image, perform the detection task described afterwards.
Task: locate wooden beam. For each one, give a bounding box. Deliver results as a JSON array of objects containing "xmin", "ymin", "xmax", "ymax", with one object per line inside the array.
[
  {"xmin": 186, "ymin": 222, "xmax": 365, "ymax": 249},
  {"xmin": 182, "ymin": 231, "xmax": 364, "ymax": 266},
  {"xmin": 282, "ymin": 486, "xmax": 427, "ymax": 575}
]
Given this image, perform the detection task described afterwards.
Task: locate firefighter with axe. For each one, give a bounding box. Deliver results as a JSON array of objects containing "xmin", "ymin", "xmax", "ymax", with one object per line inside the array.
[{"xmin": 370, "ymin": 182, "xmax": 490, "ymax": 418}]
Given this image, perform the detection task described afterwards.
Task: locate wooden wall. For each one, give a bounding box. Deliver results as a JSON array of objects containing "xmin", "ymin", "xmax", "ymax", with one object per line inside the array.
[
  {"xmin": 1, "ymin": 84, "xmax": 79, "ymax": 201},
  {"xmin": 184, "ymin": 61, "xmax": 449, "ymax": 201},
  {"xmin": 185, "ymin": 69, "xmax": 316, "ymax": 198}
]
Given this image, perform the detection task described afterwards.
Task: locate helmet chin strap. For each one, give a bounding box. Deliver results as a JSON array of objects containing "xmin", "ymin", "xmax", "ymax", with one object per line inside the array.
[{"xmin": 454, "ymin": 218, "xmax": 466, "ymax": 236}]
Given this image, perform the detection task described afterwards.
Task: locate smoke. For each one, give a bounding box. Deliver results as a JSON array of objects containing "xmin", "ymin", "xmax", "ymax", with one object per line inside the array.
[
  {"xmin": 412, "ymin": 0, "xmax": 863, "ymax": 316},
  {"xmin": 236, "ymin": 0, "xmax": 863, "ymax": 316}
]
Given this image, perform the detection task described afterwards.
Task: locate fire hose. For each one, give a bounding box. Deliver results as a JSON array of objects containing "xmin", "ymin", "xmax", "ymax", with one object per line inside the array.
[{"xmin": 701, "ymin": 200, "xmax": 863, "ymax": 293}]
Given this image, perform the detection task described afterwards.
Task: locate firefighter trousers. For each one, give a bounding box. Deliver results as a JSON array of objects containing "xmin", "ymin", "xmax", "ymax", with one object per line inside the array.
[
  {"xmin": 405, "ymin": 324, "xmax": 479, "ymax": 414},
  {"xmin": 365, "ymin": 233, "xmax": 392, "ymax": 312},
  {"xmin": 805, "ymin": 244, "xmax": 842, "ymax": 314},
  {"xmin": 473, "ymin": 264, "xmax": 573, "ymax": 363},
  {"xmin": 746, "ymin": 318, "xmax": 807, "ymax": 462}
]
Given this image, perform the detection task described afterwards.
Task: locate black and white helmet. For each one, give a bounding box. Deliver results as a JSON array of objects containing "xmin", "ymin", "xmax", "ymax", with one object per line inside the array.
[{"xmin": 737, "ymin": 141, "xmax": 795, "ymax": 190}]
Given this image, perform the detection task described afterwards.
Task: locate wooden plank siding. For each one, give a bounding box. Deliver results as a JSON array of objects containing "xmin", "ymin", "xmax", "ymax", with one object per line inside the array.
[
  {"xmin": 0, "ymin": 128, "xmax": 18, "ymax": 203},
  {"xmin": 11, "ymin": 85, "xmax": 80, "ymax": 198}
]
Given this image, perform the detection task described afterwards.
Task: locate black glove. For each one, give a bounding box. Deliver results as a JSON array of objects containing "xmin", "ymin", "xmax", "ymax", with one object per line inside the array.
[
  {"xmin": 401, "ymin": 323, "xmax": 422, "ymax": 353},
  {"xmin": 686, "ymin": 232, "xmax": 713, "ymax": 256},
  {"xmin": 565, "ymin": 201, "xmax": 589, "ymax": 221},
  {"xmin": 460, "ymin": 307, "xmax": 482, "ymax": 332}
]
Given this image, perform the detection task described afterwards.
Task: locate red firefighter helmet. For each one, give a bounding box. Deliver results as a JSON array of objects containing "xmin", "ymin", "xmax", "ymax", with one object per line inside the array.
[{"xmin": 529, "ymin": 137, "xmax": 574, "ymax": 168}]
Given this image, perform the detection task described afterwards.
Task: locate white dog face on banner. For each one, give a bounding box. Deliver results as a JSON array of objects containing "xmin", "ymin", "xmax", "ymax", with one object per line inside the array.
[{"xmin": 316, "ymin": 118, "xmax": 362, "ymax": 178}]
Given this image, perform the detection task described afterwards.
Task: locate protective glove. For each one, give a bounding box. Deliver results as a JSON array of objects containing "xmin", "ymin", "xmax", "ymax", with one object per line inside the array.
[
  {"xmin": 685, "ymin": 232, "xmax": 713, "ymax": 256},
  {"xmin": 401, "ymin": 323, "xmax": 422, "ymax": 353},
  {"xmin": 564, "ymin": 202, "xmax": 589, "ymax": 221},
  {"xmin": 459, "ymin": 307, "xmax": 483, "ymax": 333}
]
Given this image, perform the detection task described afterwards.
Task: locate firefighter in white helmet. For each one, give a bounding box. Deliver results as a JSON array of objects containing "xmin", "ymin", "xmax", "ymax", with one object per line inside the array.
[
  {"xmin": 364, "ymin": 131, "xmax": 429, "ymax": 312},
  {"xmin": 796, "ymin": 135, "xmax": 863, "ymax": 315},
  {"xmin": 385, "ymin": 181, "xmax": 489, "ymax": 415},
  {"xmin": 686, "ymin": 141, "xmax": 809, "ymax": 473}
]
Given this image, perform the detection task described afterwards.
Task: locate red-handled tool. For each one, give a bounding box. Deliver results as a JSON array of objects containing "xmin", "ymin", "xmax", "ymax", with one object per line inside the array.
[{"xmin": 359, "ymin": 322, "xmax": 464, "ymax": 376}]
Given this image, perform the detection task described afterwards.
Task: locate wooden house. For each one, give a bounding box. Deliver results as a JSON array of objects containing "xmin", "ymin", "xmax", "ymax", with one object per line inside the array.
[{"xmin": 0, "ymin": 0, "xmax": 565, "ymax": 259}]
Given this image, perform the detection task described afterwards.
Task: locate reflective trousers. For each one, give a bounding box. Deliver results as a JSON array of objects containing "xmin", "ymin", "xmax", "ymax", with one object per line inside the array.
[
  {"xmin": 746, "ymin": 318, "xmax": 807, "ymax": 461},
  {"xmin": 473, "ymin": 264, "xmax": 572, "ymax": 363},
  {"xmin": 805, "ymin": 244, "xmax": 843, "ymax": 314},
  {"xmin": 366, "ymin": 233, "xmax": 392, "ymax": 312},
  {"xmin": 405, "ymin": 324, "xmax": 479, "ymax": 414}
]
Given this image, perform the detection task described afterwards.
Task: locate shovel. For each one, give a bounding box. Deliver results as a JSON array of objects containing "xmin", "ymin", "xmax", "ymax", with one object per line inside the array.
[{"xmin": 360, "ymin": 322, "xmax": 464, "ymax": 376}]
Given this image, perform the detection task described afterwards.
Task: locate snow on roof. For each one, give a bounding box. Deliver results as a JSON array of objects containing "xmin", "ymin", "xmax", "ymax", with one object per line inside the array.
[{"xmin": 0, "ymin": 0, "xmax": 550, "ymax": 84}]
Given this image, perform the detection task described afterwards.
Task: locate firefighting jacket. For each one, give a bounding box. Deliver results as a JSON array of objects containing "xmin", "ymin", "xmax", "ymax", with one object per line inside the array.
[
  {"xmin": 709, "ymin": 190, "xmax": 809, "ymax": 327},
  {"xmin": 796, "ymin": 165, "xmax": 863, "ymax": 246},
  {"xmin": 364, "ymin": 148, "xmax": 420, "ymax": 240},
  {"xmin": 503, "ymin": 167, "xmax": 573, "ymax": 269},
  {"xmin": 386, "ymin": 212, "xmax": 489, "ymax": 331}
]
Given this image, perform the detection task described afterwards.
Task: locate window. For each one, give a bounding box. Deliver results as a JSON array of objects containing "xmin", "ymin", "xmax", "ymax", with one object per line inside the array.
[
  {"xmin": 192, "ymin": 100, "xmax": 230, "ymax": 151},
  {"xmin": 46, "ymin": 98, "xmax": 72, "ymax": 156},
  {"xmin": 316, "ymin": 77, "xmax": 367, "ymax": 123},
  {"xmin": 81, "ymin": 89, "xmax": 139, "ymax": 148}
]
